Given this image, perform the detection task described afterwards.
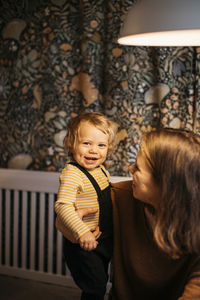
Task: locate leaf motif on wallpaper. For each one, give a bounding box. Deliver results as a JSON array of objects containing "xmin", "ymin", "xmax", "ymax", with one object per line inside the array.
[
  {"xmin": 0, "ymin": 72, "xmax": 11, "ymax": 99},
  {"xmin": 44, "ymin": 111, "xmax": 57, "ymax": 122},
  {"xmin": 164, "ymin": 48, "xmax": 189, "ymax": 76},
  {"xmin": 115, "ymin": 128, "xmax": 128, "ymax": 144},
  {"xmin": 54, "ymin": 130, "xmax": 66, "ymax": 147},
  {"xmin": 69, "ymin": 72, "xmax": 99, "ymax": 106},
  {"xmin": 145, "ymin": 84, "xmax": 170, "ymax": 105},
  {"xmin": 8, "ymin": 154, "xmax": 33, "ymax": 170},
  {"xmin": 15, "ymin": 49, "xmax": 41, "ymax": 86},
  {"xmin": 172, "ymin": 60, "xmax": 186, "ymax": 77},
  {"xmin": 2, "ymin": 20, "xmax": 27, "ymax": 40},
  {"xmin": 169, "ymin": 117, "xmax": 181, "ymax": 129},
  {"xmin": 32, "ymin": 84, "xmax": 42, "ymax": 109},
  {"xmin": 60, "ymin": 43, "xmax": 72, "ymax": 51},
  {"xmin": 0, "ymin": 100, "xmax": 8, "ymax": 118},
  {"xmin": 112, "ymin": 48, "xmax": 123, "ymax": 58}
]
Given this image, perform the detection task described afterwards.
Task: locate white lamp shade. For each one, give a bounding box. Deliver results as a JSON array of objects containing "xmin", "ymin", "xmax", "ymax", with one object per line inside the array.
[{"xmin": 118, "ymin": 0, "xmax": 200, "ymax": 46}]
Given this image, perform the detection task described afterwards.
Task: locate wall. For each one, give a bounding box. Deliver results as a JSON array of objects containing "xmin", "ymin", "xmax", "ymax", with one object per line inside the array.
[{"xmin": 0, "ymin": 0, "xmax": 199, "ymax": 176}]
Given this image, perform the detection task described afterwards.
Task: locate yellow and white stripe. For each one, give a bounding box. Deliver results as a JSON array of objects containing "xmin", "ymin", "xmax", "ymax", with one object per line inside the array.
[{"xmin": 55, "ymin": 163, "xmax": 109, "ymax": 240}]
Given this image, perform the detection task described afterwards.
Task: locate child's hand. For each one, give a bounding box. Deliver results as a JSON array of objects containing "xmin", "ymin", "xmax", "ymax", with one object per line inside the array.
[{"xmin": 79, "ymin": 231, "xmax": 98, "ymax": 251}]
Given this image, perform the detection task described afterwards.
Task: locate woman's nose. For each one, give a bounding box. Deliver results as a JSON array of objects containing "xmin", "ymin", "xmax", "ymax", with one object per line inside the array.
[{"xmin": 128, "ymin": 164, "xmax": 135, "ymax": 175}]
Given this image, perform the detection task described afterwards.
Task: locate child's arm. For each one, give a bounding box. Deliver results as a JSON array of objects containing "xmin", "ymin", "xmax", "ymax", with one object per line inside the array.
[
  {"xmin": 56, "ymin": 208, "xmax": 101, "ymax": 246},
  {"xmin": 55, "ymin": 165, "xmax": 94, "ymax": 240},
  {"xmin": 56, "ymin": 215, "xmax": 99, "ymax": 250}
]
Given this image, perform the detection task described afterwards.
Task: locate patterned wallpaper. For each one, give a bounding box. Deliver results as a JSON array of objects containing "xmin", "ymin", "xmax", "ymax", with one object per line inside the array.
[{"xmin": 0, "ymin": 0, "xmax": 200, "ymax": 176}]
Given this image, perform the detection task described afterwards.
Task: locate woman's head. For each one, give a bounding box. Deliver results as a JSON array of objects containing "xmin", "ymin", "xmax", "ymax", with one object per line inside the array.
[
  {"xmin": 64, "ymin": 112, "xmax": 116, "ymax": 169},
  {"xmin": 139, "ymin": 128, "xmax": 200, "ymax": 258},
  {"xmin": 129, "ymin": 150, "xmax": 161, "ymax": 207}
]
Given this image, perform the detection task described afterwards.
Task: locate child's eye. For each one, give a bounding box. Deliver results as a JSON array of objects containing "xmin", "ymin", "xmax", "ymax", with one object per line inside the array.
[
  {"xmin": 99, "ymin": 144, "xmax": 106, "ymax": 148},
  {"xmin": 83, "ymin": 142, "xmax": 90, "ymax": 145}
]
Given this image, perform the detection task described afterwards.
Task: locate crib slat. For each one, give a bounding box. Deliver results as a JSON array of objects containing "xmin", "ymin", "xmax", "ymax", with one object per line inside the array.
[
  {"xmin": 5, "ymin": 190, "xmax": 11, "ymax": 266},
  {"xmin": 22, "ymin": 191, "xmax": 28, "ymax": 269},
  {"xmin": 13, "ymin": 190, "xmax": 19, "ymax": 267},
  {"xmin": 30, "ymin": 192, "xmax": 36, "ymax": 270},
  {"xmin": 39, "ymin": 192, "xmax": 45, "ymax": 271},
  {"xmin": 56, "ymin": 230, "xmax": 63, "ymax": 275},
  {"xmin": 47, "ymin": 193, "xmax": 54, "ymax": 273}
]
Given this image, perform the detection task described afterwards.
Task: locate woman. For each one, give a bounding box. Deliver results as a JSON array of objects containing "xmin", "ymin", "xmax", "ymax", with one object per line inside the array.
[
  {"xmin": 56, "ymin": 128, "xmax": 200, "ymax": 300},
  {"xmin": 110, "ymin": 128, "xmax": 200, "ymax": 300}
]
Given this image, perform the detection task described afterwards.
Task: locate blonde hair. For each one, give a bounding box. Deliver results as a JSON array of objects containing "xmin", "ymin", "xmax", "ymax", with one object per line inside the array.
[{"xmin": 64, "ymin": 112, "xmax": 116, "ymax": 155}]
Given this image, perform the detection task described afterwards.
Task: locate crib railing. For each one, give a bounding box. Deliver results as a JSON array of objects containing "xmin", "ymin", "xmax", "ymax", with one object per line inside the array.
[
  {"xmin": 0, "ymin": 168, "xmax": 129, "ymax": 288},
  {"xmin": 0, "ymin": 168, "xmax": 75, "ymax": 286}
]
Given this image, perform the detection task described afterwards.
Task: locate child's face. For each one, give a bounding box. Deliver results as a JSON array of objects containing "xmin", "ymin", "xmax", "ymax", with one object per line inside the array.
[{"xmin": 73, "ymin": 121, "xmax": 109, "ymax": 170}]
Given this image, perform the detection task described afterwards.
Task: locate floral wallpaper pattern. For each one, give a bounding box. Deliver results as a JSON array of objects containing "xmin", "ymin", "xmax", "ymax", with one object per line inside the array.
[{"xmin": 0, "ymin": 0, "xmax": 200, "ymax": 176}]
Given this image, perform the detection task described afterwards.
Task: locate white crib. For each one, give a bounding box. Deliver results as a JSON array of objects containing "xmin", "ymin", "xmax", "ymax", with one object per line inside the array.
[{"xmin": 0, "ymin": 168, "xmax": 129, "ymax": 288}]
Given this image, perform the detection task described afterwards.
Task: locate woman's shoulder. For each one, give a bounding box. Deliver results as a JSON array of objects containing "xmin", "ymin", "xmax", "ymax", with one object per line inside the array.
[
  {"xmin": 111, "ymin": 180, "xmax": 134, "ymax": 208},
  {"xmin": 111, "ymin": 180, "xmax": 132, "ymax": 191}
]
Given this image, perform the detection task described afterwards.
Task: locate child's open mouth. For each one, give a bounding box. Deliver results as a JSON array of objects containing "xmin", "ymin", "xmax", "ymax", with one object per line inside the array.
[{"xmin": 85, "ymin": 157, "xmax": 98, "ymax": 161}]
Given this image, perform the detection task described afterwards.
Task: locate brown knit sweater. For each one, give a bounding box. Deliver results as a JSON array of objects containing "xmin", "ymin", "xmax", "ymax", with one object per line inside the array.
[{"xmin": 110, "ymin": 181, "xmax": 200, "ymax": 300}]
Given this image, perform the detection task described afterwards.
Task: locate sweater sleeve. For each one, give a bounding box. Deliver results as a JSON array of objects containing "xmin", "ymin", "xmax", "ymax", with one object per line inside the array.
[
  {"xmin": 178, "ymin": 259, "xmax": 200, "ymax": 300},
  {"xmin": 55, "ymin": 164, "xmax": 91, "ymax": 240}
]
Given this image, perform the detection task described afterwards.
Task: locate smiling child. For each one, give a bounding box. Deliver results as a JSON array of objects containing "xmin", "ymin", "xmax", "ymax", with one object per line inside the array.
[{"xmin": 55, "ymin": 111, "xmax": 116, "ymax": 300}]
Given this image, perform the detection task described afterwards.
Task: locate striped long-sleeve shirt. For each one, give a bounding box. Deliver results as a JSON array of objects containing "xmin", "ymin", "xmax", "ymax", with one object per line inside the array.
[{"xmin": 55, "ymin": 163, "xmax": 110, "ymax": 240}]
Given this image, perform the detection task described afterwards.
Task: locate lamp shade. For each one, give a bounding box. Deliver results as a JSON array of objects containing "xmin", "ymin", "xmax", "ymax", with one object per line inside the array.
[{"xmin": 118, "ymin": 0, "xmax": 200, "ymax": 46}]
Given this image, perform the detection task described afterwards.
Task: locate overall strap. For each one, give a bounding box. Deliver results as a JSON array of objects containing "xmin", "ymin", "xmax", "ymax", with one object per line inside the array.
[
  {"xmin": 68, "ymin": 162, "xmax": 104, "ymax": 198},
  {"xmin": 100, "ymin": 166, "xmax": 108, "ymax": 178}
]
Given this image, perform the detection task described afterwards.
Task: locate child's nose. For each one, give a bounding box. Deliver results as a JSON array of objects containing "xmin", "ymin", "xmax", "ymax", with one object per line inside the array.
[{"xmin": 89, "ymin": 145, "xmax": 97, "ymax": 153}]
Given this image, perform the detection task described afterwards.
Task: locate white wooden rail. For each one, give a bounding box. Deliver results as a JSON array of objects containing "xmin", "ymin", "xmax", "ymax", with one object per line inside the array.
[{"xmin": 0, "ymin": 168, "xmax": 130, "ymax": 288}]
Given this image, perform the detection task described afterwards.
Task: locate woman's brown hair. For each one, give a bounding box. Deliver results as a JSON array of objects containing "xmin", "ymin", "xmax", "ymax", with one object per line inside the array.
[{"xmin": 141, "ymin": 128, "xmax": 200, "ymax": 258}]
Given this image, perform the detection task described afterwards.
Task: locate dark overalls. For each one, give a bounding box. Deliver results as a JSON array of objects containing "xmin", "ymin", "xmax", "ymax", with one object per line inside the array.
[{"xmin": 63, "ymin": 162, "xmax": 113, "ymax": 300}]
